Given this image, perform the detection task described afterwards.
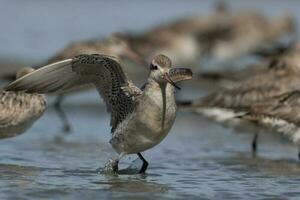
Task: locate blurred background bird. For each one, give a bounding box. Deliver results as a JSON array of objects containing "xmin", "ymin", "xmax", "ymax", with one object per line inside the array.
[{"xmin": 0, "ymin": 68, "xmax": 46, "ymax": 139}]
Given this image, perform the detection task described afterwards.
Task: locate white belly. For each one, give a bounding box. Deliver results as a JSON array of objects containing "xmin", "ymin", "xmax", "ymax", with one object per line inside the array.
[{"xmin": 111, "ymin": 84, "xmax": 176, "ymax": 154}]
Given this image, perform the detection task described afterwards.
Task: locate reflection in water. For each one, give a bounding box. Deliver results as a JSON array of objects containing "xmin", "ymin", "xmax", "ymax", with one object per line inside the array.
[
  {"xmin": 93, "ymin": 176, "xmax": 169, "ymax": 193},
  {"xmin": 0, "ymin": 163, "xmax": 42, "ymax": 183},
  {"xmin": 219, "ymin": 153, "xmax": 300, "ymax": 176}
]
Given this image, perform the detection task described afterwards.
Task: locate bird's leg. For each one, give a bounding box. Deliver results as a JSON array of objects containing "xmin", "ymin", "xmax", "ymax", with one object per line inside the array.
[
  {"xmin": 112, "ymin": 152, "xmax": 126, "ymax": 174},
  {"xmin": 298, "ymin": 148, "xmax": 300, "ymax": 163},
  {"xmin": 54, "ymin": 95, "xmax": 71, "ymax": 133},
  {"xmin": 137, "ymin": 153, "xmax": 148, "ymax": 174},
  {"xmin": 112, "ymin": 159, "xmax": 119, "ymax": 173},
  {"xmin": 252, "ymin": 133, "xmax": 258, "ymax": 157}
]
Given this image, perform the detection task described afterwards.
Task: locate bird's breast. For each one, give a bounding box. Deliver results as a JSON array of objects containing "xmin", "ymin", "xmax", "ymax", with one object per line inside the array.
[
  {"xmin": 136, "ymin": 84, "xmax": 177, "ymax": 139},
  {"xmin": 111, "ymin": 83, "xmax": 177, "ymax": 154}
]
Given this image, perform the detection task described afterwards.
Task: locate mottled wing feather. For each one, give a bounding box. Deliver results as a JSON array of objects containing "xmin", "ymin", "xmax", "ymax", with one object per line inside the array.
[
  {"xmin": 6, "ymin": 54, "xmax": 141, "ymax": 132},
  {"xmin": 195, "ymin": 70, "xmax": 297, "ymax": 109},
  {"xmin": 72, "ymin": 55, "xmax": 138, "ymax": 131},
  {"xmin": 0, "ymin": 91, "xmax": 46, "ymax": 128},
  {"xmin": 245, "ymin": 91, "xmax": 300, "ymax": 126}
]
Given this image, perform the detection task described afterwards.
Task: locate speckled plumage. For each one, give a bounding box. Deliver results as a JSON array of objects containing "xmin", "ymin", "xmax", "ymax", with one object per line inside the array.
[
  {"xmin": 6, "ymin": 54, "xmax": 141, "ymax": 134},
  {"xmin": 240, "ymin": 91, "xmax": 300, "ymax": 145},
  {"xmin": 38, "ymin": 33, "xmax": 144, "ymax": 133},
  {"xmin": 0, "ymin": 90, "xmax": 46, "ymax": 139},
  {"xmin": 72, "ymin": 55, "xmax": 139, "ymax": 132},
  {"xmin": 180, "ymin": 54, "xmax": 300, "ymax": 131}
]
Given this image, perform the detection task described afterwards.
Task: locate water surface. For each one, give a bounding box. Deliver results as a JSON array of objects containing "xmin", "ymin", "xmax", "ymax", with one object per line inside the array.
[{"xmin": 0, "ymin": 90, "xmax": 299, "ymax": 199}]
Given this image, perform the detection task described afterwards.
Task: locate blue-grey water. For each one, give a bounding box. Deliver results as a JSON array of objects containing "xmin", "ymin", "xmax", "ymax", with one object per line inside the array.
[{"xmin": 1, "ymin": 0, "xmax": 300, "ymax": 199}]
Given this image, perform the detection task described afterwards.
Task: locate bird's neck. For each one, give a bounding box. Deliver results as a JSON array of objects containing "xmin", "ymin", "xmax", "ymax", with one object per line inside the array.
[
  {"xmin": 145, "ymin": 79, "xmax": 175, "ymax": 129},
  {"xmin": 146, "ymin": 79, "xmax": 170, "ymax": 93}
]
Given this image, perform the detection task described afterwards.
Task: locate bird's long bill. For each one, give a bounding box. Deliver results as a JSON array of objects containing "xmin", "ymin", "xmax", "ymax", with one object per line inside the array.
[
  {"xmin": 168, "ymin": 68, "xmax": 193, "ymax": 83},
  {"xmin": 163, "ymin": 73, "xmax": 181, "ymax": 90}
]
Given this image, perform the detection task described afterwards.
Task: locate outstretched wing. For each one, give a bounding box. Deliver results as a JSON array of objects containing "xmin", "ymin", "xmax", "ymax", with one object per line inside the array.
[{"xmin": 5, "ymin": 54, "xmax": 142, "ymax": 132}]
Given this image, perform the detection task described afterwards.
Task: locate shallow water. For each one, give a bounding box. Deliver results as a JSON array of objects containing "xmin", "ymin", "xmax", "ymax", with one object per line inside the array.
[
  {"xmin": 1, "ymin": 0, "xmax": 300, "ymax": 199},
  {"xmin": 0, "ymin": 90, "xmax": 300, "ymax": 200}
]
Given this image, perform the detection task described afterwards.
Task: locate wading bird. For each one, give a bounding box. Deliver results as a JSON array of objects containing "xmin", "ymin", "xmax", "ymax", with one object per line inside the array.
[
  {"xmin": 239, "ymin": 91, "xmax": 300, "ymax": 161},
  {"xmin": 179, "ymin": 58, "xmax": 300, "ymax": 155},
  {"xmin": 6, "ymin": 54, "xmax": 192, "ymax": 173}
]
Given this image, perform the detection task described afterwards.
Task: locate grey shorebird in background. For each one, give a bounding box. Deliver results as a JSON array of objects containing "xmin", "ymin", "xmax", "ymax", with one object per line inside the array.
[
  {"xmin": 179, "ymin": 56, "xmax": 300, "ymax": 156},
  {"xmin": 0, "ymin": 68, "xmax": 46, "ymax": 139},
  {"xmin": 240, "ymin": 91, "xmax": 300, "ymax": 161},
  {"xmin": 6, "ymin": 54, "xmax": 193, "ymax": 173},
  {"xmin": 197, "ymin": 40, "xmax": 300, "ymax": 89}
]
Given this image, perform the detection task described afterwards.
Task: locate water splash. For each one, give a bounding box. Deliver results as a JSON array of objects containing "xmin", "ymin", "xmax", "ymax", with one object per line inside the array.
[
  {"xmin": 96, "ymin": 158, "xmax": 118, "ymax": 175},
  {"xmin": 97, "ymin": 157, "xmax": 143, "ymax": 175}
]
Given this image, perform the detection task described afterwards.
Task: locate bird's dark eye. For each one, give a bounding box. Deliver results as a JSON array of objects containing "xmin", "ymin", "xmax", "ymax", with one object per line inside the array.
[{"xmin": 150, "ymin": 64, "xmax": 158, "ymax": 70}]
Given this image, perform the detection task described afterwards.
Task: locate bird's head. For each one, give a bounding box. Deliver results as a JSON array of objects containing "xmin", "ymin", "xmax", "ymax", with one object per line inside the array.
[{"xmin": 149, "ymin": 54, "xmax": 193, "ymax": 89}]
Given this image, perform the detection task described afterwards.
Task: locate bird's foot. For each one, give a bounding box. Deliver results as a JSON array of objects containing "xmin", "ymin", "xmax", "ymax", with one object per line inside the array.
[
  {"xmin": 112, "ymin": 160, "xmax": 119, "ymax": 174},
  {"xmin": 251, "ymin": 133, "xmax": 258, "ymax": 158},
  {"xmin": 97, "ymin": 158, "xmax": 119, "ymax": 174},
  {"xmin": 63, "ymin": 124, "xmax": 72, "ymax": 133}
]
